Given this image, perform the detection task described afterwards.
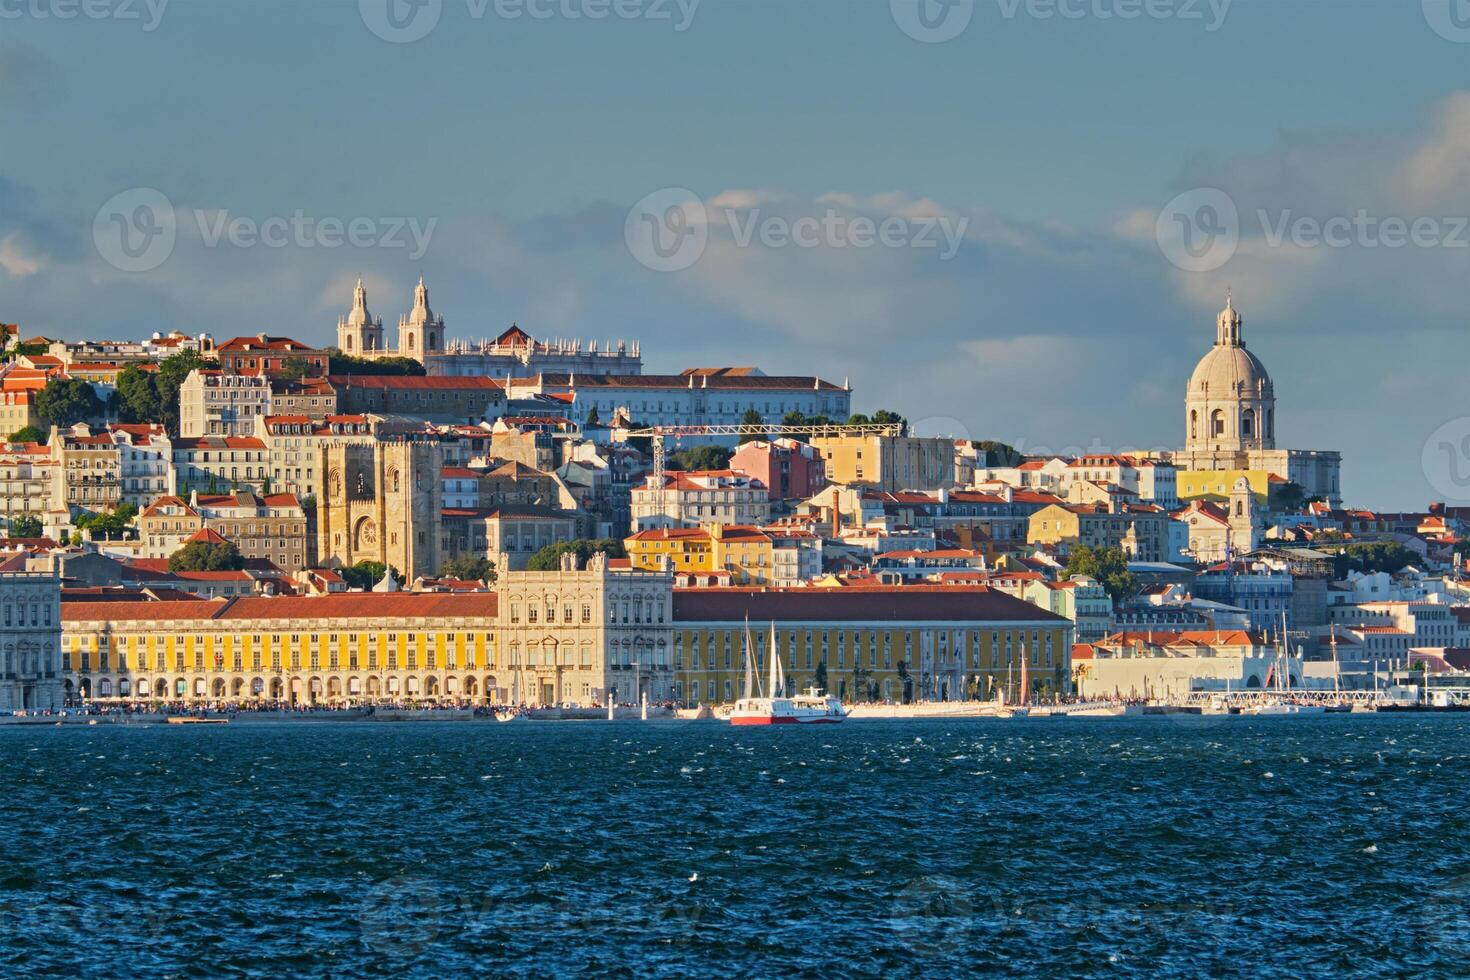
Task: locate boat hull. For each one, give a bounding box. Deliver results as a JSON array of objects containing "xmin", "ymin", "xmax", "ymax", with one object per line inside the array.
[{"xmin": 729, "ymin": 715, "xmax": 843, "ymax": 726}]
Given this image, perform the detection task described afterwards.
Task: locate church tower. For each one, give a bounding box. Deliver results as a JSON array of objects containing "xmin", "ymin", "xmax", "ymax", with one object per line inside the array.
[
  {"xmin": 1185, "ymin": 295, "xmax": 1276, "ymax": 454},
  {"xmin": 398, "ymin": 276, "xmax": 445, "ymax": 363},
  {"xmin": 1226, "ymin": 476, "xmax": 1260, "ymax": 557},
  {"xmin": 337, "ymin": 278, "xmax": 385, "ymax": 356}
]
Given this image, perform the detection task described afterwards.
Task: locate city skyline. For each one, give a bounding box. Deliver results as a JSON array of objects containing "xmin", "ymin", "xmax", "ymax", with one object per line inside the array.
[{"xmin": 5, "ymin": 2, "xmax": 1470, "ymax": 507}]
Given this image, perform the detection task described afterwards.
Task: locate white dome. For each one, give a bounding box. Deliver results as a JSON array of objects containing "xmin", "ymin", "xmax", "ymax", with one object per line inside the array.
[{"xmin": 1188, "ymin": 343, "xmax": 1272, "ymax": 396}]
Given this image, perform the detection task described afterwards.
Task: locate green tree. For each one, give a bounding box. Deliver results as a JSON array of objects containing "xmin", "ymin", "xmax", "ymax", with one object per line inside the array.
[
  {"xmin": 974, "ymin": 440, "xmax": 1024, "ymax": 467},
  {"xmin": 441, "ymin": 555, "xmax": 497, "ymax": 584},
  {"xmin": 896, "ymin": 659, "xmax": 912, "ymax": 704},
  {"xmin": 814, "ymin": 659, "xmax": 828, "ymax": 695},
  {"xmin": 8, "ymin": 514, "xmax": 42, "ymax": 538},
  {"xmin": 35, "ymin": 378, "xmax": 102, "ymax": 427},
  {"xmin": 584, "ymin": 405, "xmax": 601, "ymax": 428},
  {"xmin": 668, "ymin": 445, "xmax": 732, "ymax": 472},
  {"xmin": 279, "ymin": 355, "xmax": 312, "ymax": 381},
  {"xmin": 7, "ymin": 425, "xmax": 43, "ymax": 445},
  {"xmin": 155, "ymin": 350, "xmax": 214, "ymax": 434},
  {"xmin": 339, "ymin": 560, "xmax": 400, "ymax": 590},
  {"xmin": 846, "ymin": 412, "xmax": 871, "ymax": 427},
  {"xmin": 114, "ymin": 365, "xmax": 162, "ymax": 424},
  {"xmin": 168, "ymin": 540, "xmax": 245, "ymax": 572},
  {"xmin": 1063, "ymin": 544, "xmax": 1138, "ymax": 606},
  {"xmin": 526, "ymin": 538, "xmax": 628, "ymax": 572},
  {"xmin": 325, "ymin": 350, "xmax": 426, "ymax": 376},
  {"xmin": 1334, "ymin": 542, "xmax": 1422, "ymax": 576},
  {"xmin": 738, "ymin": 408, "xmax": 766, "ymax": 444},
  {"xmin": 870, "ymin": 409, "xmax": 906, "ymax": 430},
  {"xmin": 74, "ymin": 504, "xmax": 138, "ymax": 541}
]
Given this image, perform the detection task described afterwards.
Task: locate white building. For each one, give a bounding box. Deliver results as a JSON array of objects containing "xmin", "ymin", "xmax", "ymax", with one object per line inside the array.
[
  {"xmin": 512, "ymin": 368, "xmax": 852, "ymax": 436},
  {"xmin": 335, "ymin": 277, "xmax": 642, "ymax": 377},
  {"xmin": 498, "ymin": 553, "xmax": 675, "ymax": 706},
  {"xmin": 631, "ymin": 470, "xmax": 771, "ymax": 531},
  {"xmin": 179, "ymin": 369, "xmax": 272, "ymax": 438},
  {"xmin": 0, "ymin": 570, "xmax": 63, "ymax": 711}
]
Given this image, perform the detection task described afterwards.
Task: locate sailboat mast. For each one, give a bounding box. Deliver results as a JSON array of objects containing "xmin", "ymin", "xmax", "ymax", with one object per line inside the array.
[{"xmin": 743, "ymin": 616, "xmax": 755, "ymax": 700}]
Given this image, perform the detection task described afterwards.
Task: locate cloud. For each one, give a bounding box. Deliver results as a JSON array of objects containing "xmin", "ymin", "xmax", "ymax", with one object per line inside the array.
[
  {"xmin": 0, "ymin": 43, "xmax": 53, "ymax": 101},
  {"xmin": 9, "ymin": 94, "xmax": 1470, "ymax": 507}
]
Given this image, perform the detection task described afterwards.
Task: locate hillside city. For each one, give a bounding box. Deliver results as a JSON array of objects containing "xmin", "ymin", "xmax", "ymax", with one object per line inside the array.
[{"xmin": 1, "ymin": 281, "xmax": 1465, "ymax": 713}]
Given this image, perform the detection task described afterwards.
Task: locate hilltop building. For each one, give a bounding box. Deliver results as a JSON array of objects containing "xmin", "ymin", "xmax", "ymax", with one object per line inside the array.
[{"xmin": 1166, "ymin": 297, "xmax": 1342, "ymax": 505}]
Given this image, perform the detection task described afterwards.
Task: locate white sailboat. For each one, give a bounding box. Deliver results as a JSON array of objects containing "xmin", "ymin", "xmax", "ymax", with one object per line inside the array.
[{"xmin": 729, "ymin": 621, "xmax": 846, "ymax": 725}]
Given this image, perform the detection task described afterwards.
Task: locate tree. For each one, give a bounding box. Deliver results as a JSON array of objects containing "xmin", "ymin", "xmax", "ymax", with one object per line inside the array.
[
  {"xmin": 340, "ymin": 560, "xmax": 400, "ymax": 590},
  {"xmin": 35, "ymin": 378, "xmax": 102, "ymax": 428},
  {"xmin": 1064, "ymin": 544, "xmax": 1138, "ymax": 606},
  {"xmin": 326, "ymin": 350, "xmax": 426, "ymax": 376},
  {"xmin": 155, "ymin": 350, "xmax": 214, "ymax": 434},
  {"xmin": 168, "ymin": 540, "xmax": 245, "ymax": 572},
  {"xmin": 1333, "ymin": 542, "xmax": 1422, "ymax": 576},
  {"xmin": 74, "ymin": 504, "xmax": 138, "ymax": 541},
  {"xmin": 668, "ymin": 445, "xmax": 732, "ymax": 472},
  {"xmin": 846, "ymin": 413, "xmax": 871, "ymax": 427},
  {"xmin": 526, "ymin": 538, "xmax": 627, "ymax": 572},
  {"xmin": 814, "ymin": 659, "xmax": 828, "ymax": 695},
  {"xmin": 7, "ymin": 425, "xmax": 43, "ymax": 445},
  {"xmin": 584, "ymin": 405, "xmax": 601, "ymax": 429},
  {"xmin": 871, "ymin": 409, "xmax": 906, "ymax": 430},
  {"xmin": 8, "ymin": 514, "xmax": 42, "ymax": 538},
  {"xmin": 975, "ymin": 440, "xmax": 1024, "ymax": 468},
  {"xmin": 114, "ymin": 365, "xmax": 162, "ymax": 424},
  {"xmin": 279, "ymin": 355, "xmax": 312, "ymax": 381},
  {"xmin": 896, "ymin": 659, "xmax": 912, "ymax": 704},
  {"xmin": 441, "ymin": 555, "xmax": 497, "ymax": 584},
  {"xmin": 738, "ymin": 408, "xmax": 766, "ymax": 444}
]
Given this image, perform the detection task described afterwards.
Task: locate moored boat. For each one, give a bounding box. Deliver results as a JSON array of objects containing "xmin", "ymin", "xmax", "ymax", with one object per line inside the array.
[{"xmin": 728, "ymin": 621, "xmax": 847, "ymax": 726}]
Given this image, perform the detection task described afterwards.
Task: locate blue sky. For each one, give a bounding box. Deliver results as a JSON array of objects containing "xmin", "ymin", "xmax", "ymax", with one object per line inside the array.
[{"xmin": 3, "ymin": 0, "xmax": 1470, "ymax": 507}]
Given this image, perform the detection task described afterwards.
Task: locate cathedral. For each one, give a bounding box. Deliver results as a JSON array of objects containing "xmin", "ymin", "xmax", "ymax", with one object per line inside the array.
[
  {"xmin": 1167, "ymin": 296, "xmax": 1342, "ymax": 506},
  {"xmin": 335, "ymin": 278, "xmax": 642, "ymax": 380}
]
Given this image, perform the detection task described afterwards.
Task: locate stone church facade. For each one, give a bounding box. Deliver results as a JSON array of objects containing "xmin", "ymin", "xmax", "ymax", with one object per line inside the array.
[{"xmin": 316, "ymin": 442, "xmax": 444, "ymax": 580}]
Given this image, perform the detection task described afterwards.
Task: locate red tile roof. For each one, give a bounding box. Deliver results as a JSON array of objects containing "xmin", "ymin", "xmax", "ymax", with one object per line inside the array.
[
  {"xmin": 63, "ymin": 591, "xmax": 499, "ymax": 623},
  {"xmin": 672, "ymin": 587, "xmax": 1065, "ymax": 624}
]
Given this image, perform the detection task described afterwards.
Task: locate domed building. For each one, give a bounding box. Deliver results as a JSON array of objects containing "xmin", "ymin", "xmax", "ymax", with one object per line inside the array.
[
  {"xmin": 1185, "ymin": 296, "xmax": 1274, "ymax": 454},
  {"xmin": 1168, "ymin": 296, "xmax": 1342, "ymax": 507}
]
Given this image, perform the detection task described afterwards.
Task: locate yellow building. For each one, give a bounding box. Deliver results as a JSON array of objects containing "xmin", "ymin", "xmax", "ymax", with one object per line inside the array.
[
  {"xmin": 809, "ymin": 434, "xmax": 955, "ymax": 491},
  {"xmin": 1176, "ymin": 469, "xmax": 1276, "ymax": 504},
  {"xmin": 710, "ymin": 525, "xmax": 775, "ymax": 586},
  {"xmin": 62, "ymin": 593, "xmax": 500, "ymax": 704},
  {"xmin": 626, "ymin": 527, "xmax": 715, "ymax": 574},
  {"xmin": 671, "ymin": 587, "xmax": 1071, "ymax": 704},
  {"xmin": 1027, "ymin": 502, "xmax": 1171, "ymax": 561}
]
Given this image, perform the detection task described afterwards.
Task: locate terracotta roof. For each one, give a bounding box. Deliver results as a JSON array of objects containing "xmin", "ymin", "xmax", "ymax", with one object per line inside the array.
[
  {"xmin": 185, "ymin": 527, "xmax": 231, "ymax": 545},
  {"xmin": 672, "ymin": 587, "xmax": 1066, "ymax": 624},
  {"xmin": 537, "ymin": 372, "xmax": 845, "ymax": 391},
  {"xmin": 63, "ymin": 591, "xmax": 499, "ymax": 623},
  {"xmin": 327, "ymin": 375, "xmax": 502, "ymax": 390},
  {"xmin": 217, "ymin": 335, "xmax": 318, "ymax": 352},
  {"xmin": 172, "ymin": 437, "xmax": 267, "ymax": 451}
]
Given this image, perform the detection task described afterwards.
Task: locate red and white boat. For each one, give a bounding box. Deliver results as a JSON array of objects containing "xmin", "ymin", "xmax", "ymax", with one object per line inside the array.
[{"xmin": 728, "ymin": 622, "xmax": 847, "ymax": 726}]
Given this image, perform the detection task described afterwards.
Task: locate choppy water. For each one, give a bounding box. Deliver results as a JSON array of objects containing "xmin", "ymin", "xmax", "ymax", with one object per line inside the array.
[{"xmin": 3, "ymin": 716, "xmax": 1470, "ymax": 977}]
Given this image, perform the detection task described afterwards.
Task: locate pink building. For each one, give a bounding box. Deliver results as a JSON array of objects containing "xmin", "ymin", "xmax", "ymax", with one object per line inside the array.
[{"xmin": 731, "ymin": 438, "xmax": 826, "ymax": 501}]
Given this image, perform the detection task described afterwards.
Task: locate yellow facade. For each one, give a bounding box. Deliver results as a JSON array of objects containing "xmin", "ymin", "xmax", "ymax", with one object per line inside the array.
[
  {"xmin": 673, "ymin": 623, "xmax": 1069, "ymax": 705},
  {"xmin": 626, "ymin": 529, "xmax": 714, "ymax": 574},
  {"xmin": 710, "ymin": 528, "xmax": 774, "ymax": 586},
  {"xmin": 1177, "ymin": 469, "xmax": 1273, "ymax": 503},
  {"xmin": 62, "ymin": 597, "xmax": 501, "ymax": 703}
]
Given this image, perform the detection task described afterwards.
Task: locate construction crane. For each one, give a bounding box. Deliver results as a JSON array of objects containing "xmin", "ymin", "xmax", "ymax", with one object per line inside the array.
[{"xmin": 617, "ymin": 422, "xmax": 904, "ymax": 526}]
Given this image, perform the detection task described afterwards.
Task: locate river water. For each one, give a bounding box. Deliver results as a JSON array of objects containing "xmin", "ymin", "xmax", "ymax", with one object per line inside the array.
[{"xmin": 2, "ymin": 716, "xmax": 1468, "ymax": 976}]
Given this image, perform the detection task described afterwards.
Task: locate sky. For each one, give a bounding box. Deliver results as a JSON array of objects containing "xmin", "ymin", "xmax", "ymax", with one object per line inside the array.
[{"xmin": 3, "ymin": 0, "xmax": 1470, "ymax": 508}]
